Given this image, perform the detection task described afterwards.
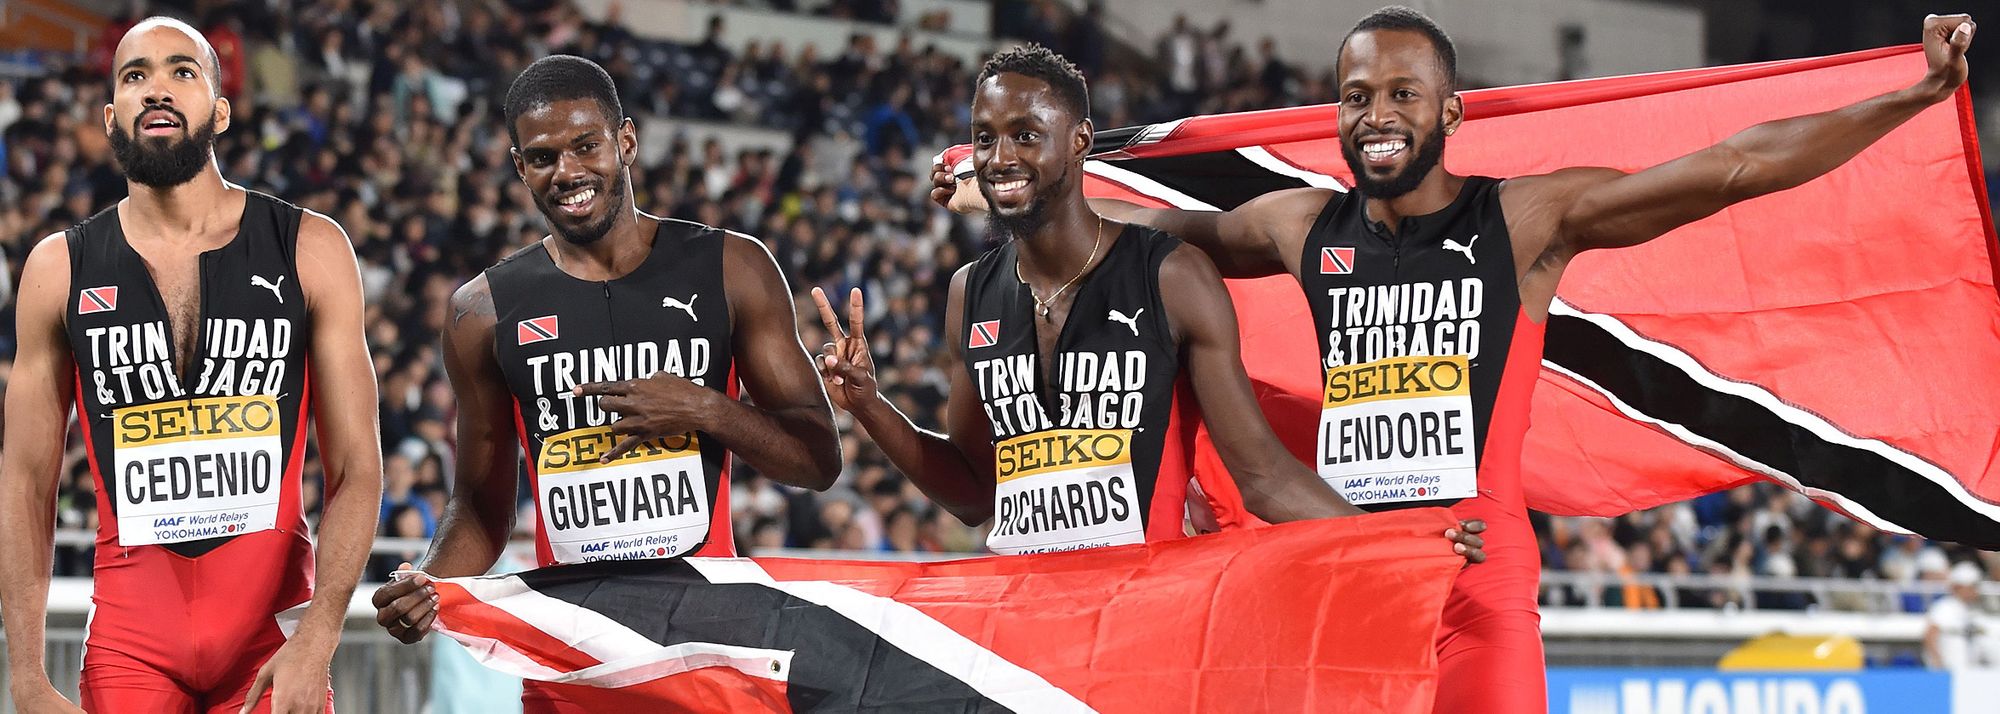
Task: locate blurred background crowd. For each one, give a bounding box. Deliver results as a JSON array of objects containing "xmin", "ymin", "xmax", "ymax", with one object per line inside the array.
[
  {"xmin": 2, "ymin": 0, "xmax": 1995, "ymax": 611},
  {"xmin": 0, "ymin": 0, "xmax": 1342, "ymax": 576}
]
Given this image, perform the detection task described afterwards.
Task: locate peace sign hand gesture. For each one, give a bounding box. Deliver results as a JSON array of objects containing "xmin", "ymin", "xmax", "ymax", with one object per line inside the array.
[{"xmin": 811, "ymin": 287, "xmax": 881, "ymax": 413}]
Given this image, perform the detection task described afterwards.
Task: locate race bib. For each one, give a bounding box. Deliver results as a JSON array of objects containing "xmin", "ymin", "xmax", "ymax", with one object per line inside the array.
[
  {"xmin": 537, "ymin": 427, "xmax": 710, "ymax": 563},
  {"xmin": 113, "ymin": 396, "xmax": 284, "ymax": 545},
  {"xmin": 987, "ymin": 429, "xmax": 1143, "ymax": 555},
  {"xmin": 1316, "ymin": 355, "xmax": 1479, "ymax": 506}
]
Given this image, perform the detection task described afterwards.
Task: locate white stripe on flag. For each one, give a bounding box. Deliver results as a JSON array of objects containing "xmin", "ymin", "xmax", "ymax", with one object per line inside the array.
[
  {"xmin": 544, "ymin": 641, "xmax": 792, "ymax": 689},
  {"xmin": 1235, "ymin": 146, "xmax": 1348, "ymax": 191},
  {"xmin": 1082, "ymin": 161, "xmax": 1217, "ymax": 211},
  {"xmin": 1540, "ymin": 358, "xmax": 1911, "ymax": 535},
  {"xmin": 1549, "ymin": 298, "xmax": 2000, "ymax": 531},
  {"xmin": 689, "ymin": 558, "xmax": 1098, "ymax": 714},
  {"xmin": 437, "ymin": 627, "xmax": 571, "ymax": 681},
  {"xmin": 1132, "ymin": 118, "xmax": 1185, "ymax": 147},
  {"xmin": 435, "ymin": 573, "xmax": 794, "ymax": 687}
]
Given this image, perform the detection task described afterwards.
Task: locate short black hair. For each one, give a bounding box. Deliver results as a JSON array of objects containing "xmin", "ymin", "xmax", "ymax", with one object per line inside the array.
[
  {"xmin": 976, "ymin": 43, "xmax": 1089, "ymax": 123},
  {"xmin": 503, "ymin": 55, "xmax": 624, "ymax": 145},
  {"xmin": 1336, "ymin": 6, "xmax": 1458, "ymax": 92}
]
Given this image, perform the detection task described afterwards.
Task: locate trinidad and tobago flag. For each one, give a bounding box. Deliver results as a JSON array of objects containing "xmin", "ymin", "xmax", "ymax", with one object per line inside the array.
[
  {"xmin": 944, "ymin": 44, "xmax": 2000, "ymax": 546},
  {"xmin": 431, "ymin": 510, "xmax": 1463, "ymax": 712}
]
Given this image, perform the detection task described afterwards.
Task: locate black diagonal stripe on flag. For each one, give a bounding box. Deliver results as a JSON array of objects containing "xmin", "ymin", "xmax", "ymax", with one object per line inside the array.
[
  {"xmin": 1543, "ymin": 313, "xmax": 2000, "ymax": 548},
  {"xmin": 515, "ymin": 559, "xmax": 1011, "ymax": 712},
  {"xmin": 1099, "ymin": 153, "xmax": 1309, "ymax": 210},
  {"xmin": 85, "ymin": 290, "xmax": 112, "ymax": 311},
  {"xmin": 1093, "ymin": 134, "xmax": 2000, "ymax": 545}
]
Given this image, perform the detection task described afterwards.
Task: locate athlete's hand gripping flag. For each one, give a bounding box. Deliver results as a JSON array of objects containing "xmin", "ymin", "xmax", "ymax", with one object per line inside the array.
[{"xmin": 427, "ymin": 508, "xmax": 1465, "ymax": 712}]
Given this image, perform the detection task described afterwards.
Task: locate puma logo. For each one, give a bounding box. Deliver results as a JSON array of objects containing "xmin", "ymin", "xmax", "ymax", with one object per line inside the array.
[
  {"xmin": 1108, "ymin": 308, "xmax": 1144, "ymax": 337},
  {"xmin": 1442, "ymin": 234, "xmax": 1479, "ymax": 265},
  {"xmin": 250, "ymin": 275, "xmax": 285, "ymax": 303},
  {"xmin": 661, "ymin": 294, "xmax": 699, "ymax": 321}
]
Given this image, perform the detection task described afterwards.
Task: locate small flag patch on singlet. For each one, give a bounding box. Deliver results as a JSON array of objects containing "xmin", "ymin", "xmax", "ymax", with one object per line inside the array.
[
  {"xmin": 80, "ymin": 286, "xmax": 119, "ymax": 314},
  {"xmin": 968, "ymin": 320, "xmax": 1000, "ymax": 349},
  {"xmin": 517, "ymin": 315, "xmax": 560, "ymax": 345},
  {"xmin": 1319, "ymin": 247, "xmax": 1355, "ymax": 275}
]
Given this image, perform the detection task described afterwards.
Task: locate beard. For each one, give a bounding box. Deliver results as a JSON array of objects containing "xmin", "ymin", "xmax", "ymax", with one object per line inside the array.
[
  {"xmin": 109, "ymin": 109, "xmax": 216, "ymax": 188},
  {"xmin": 1341, "ymin": 123, "xmax": 1446, "ymax": 199},
  {"xmin": 980, "ymin": 161, "xmax": 1071, "ymax": 245},
  {"xmin": 539, "ymin": 169, "xmax": 629, "ymax": 246}
]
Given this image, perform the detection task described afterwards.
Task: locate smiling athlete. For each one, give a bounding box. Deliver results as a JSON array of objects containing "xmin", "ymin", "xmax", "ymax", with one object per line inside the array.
[
  {"xmin": 368, "ymin": 55, "xmax": 841, "ymax": 714},
  {"xmin": 936, "ymin": 7, "xmax": 1976, "ymax": 712},
  {"xmin": 821, "ymin": 45, "xmax": 1487, "ymax": 561}
]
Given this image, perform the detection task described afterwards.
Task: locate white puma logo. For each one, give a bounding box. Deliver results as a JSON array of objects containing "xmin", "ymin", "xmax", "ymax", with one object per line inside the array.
[
  {"xmin": 1108, "ymin": 308, "xmax": 1144, "ymax": 336},
  {"xmin": 1442, "ymin": 234, "xmax": 1479, "ymax": 265},
  {"xmin": 661, "ymin": 294, "xmax": 699, "ymax": 321},
  {"xmin": 250, "ymin": 275, "xmax": 285, "ymax": 303}
]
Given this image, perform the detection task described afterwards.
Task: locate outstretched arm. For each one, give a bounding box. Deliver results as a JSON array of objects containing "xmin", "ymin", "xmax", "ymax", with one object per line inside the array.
[
  {"xmin": 929, "ymin": 160, "xmax": 1323, "ymax": 278},
  {"xmin": 813, "ymin": 273, "xmax": 997, "ymax": 525},
  {"xmin": 1547, "ymin": 14, "xmax": 1975, "ymax": 254},
  {"xmin": 575, "ymin": 233, "xmax": 842, "ymax": 490},
  {"xmin": 0, "ymin": 236, "xmax": 86, "ymax": 713}
]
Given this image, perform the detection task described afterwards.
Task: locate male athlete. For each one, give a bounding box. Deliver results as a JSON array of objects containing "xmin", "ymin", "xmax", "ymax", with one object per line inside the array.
[
  {"xmin": 368, "ymin": 55, "xmax": 843, "ymax": 713},
  {"xmin": 1, "ymin": 17, "xmax": 382, "ymax": 714},
  {"xmin": 935, "ymin": 7, "xmax": 1976, "ymax": 712},
  {"xmin": 820, "ymin": 45, "xmax": 1486, "ymax": 560}
]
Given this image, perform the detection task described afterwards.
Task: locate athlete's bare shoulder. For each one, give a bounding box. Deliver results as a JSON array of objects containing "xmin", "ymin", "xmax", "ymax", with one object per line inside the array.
[
  {"xmin": 1496, "ymin": 167, "xmax": 1625, "ymax": 258},
  {"xmin": 1243, "ymin": 186, "xmax": 1341, "ymax": 231},
  {"xmin": 1237, "ymin": 186, "xmax": 1343, "ymax": 271},
  {"xmin": 295, "ymin": 208, "xmax": 357, "ymax": 264},
  {"xmin": 292, "ymin": 208, "xmax": 367, "ymax": 313},
  {"xmin": 717, "ymin": 229, "xmax": 783, "ymax": 276},
  {"xmin": 1155, "ymin": 241, "xmax": 1233, "ymax": 344},
  {"xmin": 449, "ymin": 274, "xmax": 498, "ymax": 332},
  {"xmin": 22, "ymin": 231, "xmax": 73, "ymax": 272},
  {"xmin": 18, "ymin": 232, "xmax": 75, "ymax": 314}
]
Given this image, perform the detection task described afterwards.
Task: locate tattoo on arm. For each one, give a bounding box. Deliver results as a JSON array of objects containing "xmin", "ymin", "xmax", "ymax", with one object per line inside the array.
[{"xmin": 451, "ymin": 281, "xmax": 495, "ymax": 326}]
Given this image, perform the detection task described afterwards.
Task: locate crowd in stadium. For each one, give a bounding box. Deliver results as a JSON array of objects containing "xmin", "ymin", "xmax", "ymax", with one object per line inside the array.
[{"xmin": 1, "ymin": 0, "xmax": 1989, "ymax": 609}]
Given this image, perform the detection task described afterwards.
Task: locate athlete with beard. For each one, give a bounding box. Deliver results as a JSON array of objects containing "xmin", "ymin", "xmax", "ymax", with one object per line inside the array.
[
  {"xmin": 0, "ymin": 17, "xmax": 382, "ymax": 714},
  {"xmin": 935, "ymin": 7, "xmax": 1976, "ymax": 712},
  {"xmin": 368, "ymin": 55, "xmax": 842, "ymax": 713},
  {"xmin": 819, "ymin": 45, "xmax": 1486, "ymax": 562}
]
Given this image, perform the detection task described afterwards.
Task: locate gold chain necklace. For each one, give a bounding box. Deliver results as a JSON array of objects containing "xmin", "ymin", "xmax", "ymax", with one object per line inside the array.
[{"xmin": 1016, "ymin": 218, "xmax": 1104, "ymax": 321}]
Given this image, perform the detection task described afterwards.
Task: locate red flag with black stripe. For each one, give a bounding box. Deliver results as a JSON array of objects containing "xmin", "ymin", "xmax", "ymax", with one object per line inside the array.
[
  {"xmin": 430, "ymin": 510, "xmax": 1463, "ymax": 712},
  {"xmin": 944, "ymin": 44, "xmax": 2000, "ymax": 545}
]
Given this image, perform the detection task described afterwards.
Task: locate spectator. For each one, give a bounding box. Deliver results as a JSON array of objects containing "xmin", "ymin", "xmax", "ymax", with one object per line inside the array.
[
  {"xmin": 9, "ymin": 0, "xmax": 1933, "ymax": 579},
  {"xmin": 1924, "ymin": 562, "xmax": 1997, "ymax": 669}
]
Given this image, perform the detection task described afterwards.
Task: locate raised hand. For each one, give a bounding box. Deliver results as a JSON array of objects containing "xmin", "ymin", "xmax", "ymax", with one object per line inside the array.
[
  {"xmin": 929, "ymin": 160, "xmax": 990, "ymax": 214},
  {"xmin": 810, "ymin": 287, "xmax": 881, "ymax": 413},
  {"xmin": 929, "ymin": 160, "xmax": 958, "ymax": 211},
  {"xmin": 1917, "ymin": 13, "xmax": 1976, "ymax": 103}
]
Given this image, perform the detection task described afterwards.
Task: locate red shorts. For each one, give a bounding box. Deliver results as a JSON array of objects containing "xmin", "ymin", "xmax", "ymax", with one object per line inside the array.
[
  {"xmin": 1434, "ymin": 492, "xmax": 1546, "ymax": 714},
  {"xmin": 80, "ymin": 530, "xmax": 326, "ymax": 713}
]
